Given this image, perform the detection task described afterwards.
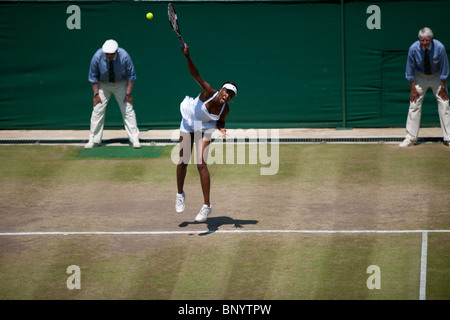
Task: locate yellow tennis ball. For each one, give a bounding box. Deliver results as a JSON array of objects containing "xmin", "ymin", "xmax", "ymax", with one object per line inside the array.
[{"xmin": 146, "ymin": 12, "xmax": 153, "ymax": 20}]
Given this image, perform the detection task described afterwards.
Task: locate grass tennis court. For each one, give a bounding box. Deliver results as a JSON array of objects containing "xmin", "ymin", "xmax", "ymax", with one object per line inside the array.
[
  {"xmin": 0, "ymin": 144, "xmax": 449, "ymax": 300},
  {"xmin": 78, "ymin": 145, "xmax": 164, "ymax": 158}
]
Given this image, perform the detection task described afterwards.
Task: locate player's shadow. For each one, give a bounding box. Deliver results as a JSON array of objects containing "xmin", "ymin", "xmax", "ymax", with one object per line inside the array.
[{"xmin": 178, "ymin": 216, "xmax": 259, "ymax": 236}]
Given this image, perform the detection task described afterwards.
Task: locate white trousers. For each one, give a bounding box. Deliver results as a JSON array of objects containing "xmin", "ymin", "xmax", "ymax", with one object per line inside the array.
[
  {"xmin": 88, "ymin": 80, "xmax": 139, "ymax": 144},
  {"xmin": 405, "ymin": 72, "xmax": 450, "ymax": 141}
]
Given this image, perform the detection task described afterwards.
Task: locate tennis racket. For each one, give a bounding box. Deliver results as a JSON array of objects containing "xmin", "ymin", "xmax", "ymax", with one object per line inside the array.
[{"xmin": 168, "ymin": 3, "xmax": 185, "ymax": 49}]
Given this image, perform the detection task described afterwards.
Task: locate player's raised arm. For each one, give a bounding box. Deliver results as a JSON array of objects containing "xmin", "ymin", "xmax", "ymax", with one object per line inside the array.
[{"xmin": 182, "ymin": 44, "xmax": 214, "ymax": 98}]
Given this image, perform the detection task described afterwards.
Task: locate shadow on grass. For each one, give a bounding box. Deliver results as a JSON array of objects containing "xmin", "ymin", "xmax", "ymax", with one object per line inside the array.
[{"xmin": 178, "ymin": 216, "xmax": 259, "ymax": 236}]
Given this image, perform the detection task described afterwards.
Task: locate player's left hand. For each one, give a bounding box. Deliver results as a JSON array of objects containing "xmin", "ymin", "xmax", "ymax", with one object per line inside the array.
[{"xmin": 219, "ymin": 128, "xmax": 227, "ymax": 140}]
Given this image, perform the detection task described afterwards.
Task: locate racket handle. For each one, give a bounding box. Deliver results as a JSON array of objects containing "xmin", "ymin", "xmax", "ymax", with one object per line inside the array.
[{"xmin": 179, "ymin": 37, "xmax": 185, "ymax": 49}]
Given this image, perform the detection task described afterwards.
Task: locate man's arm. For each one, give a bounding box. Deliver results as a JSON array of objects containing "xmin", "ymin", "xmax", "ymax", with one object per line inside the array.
[
  {"xmin": 438, "ymin": 45, "xmax": 449, "ymax": 101},
  {"xmin": 89, "ymin": 51, "xmax": 102, "ymax": 106},
  {"xmin": 405, "ymin": 48, "xmax": 422, "ymax": 103},
  {"xmin": 121, "ymin": 49, "xmax": 136, "ymax": 104},
  {"xmin": 91, "ymin": 82, "xmax": 101, "ymax": 106},
  {"xmin": 124, "ymin": 80, "xmax": 134, "ymax": 104}
]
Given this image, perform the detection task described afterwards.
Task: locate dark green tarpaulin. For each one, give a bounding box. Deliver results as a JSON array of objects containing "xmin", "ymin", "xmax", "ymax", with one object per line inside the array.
[{"xmin": 0, "ymin": 0, "xmax": 449, "ymax": 129}]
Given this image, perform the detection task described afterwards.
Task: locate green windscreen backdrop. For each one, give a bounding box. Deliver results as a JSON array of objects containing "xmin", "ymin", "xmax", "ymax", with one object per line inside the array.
[{"xmin": 0, "ymin": 0, "xmax": 449, "ymax": 130}]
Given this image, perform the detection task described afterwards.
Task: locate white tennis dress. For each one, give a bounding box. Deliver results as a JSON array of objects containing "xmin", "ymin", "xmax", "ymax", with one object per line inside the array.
[{"xmin": 179, "ymin": 92, "xmax": 225, "ymax": 133}]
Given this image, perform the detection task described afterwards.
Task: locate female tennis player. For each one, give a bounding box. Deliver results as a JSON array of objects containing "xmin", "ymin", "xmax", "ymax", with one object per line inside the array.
[{"xmin": 175, "ymin": 43, "xmax": 238, "ymax": 223}]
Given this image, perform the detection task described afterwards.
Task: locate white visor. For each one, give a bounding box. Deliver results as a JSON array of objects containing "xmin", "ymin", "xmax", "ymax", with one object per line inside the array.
[{"xmin": 222, "ymin": 83, "xmax": 237, "ymax": 96}]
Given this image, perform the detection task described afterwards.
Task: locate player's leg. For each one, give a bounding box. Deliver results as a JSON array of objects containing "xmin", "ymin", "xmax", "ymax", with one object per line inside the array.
[
  {"xmin": 177, "ymin": 131, "xmax": 193, "ymax": 192},
  {"xmin": 194, "ymin": 132, "xmax": 212, "ymax": 222},
  {"xmin": 176, "ymin": 131, "xmax": 193, "ymax": 213},
  {"xmin": 197, "ymin": 136, "xmax": 211, "ymax": 206}
]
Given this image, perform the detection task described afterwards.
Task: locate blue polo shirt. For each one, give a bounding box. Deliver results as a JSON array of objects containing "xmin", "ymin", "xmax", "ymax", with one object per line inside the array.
[
  {"xmin": 405, "ymin": 39, "xmax": 449, "ymax": 82},
  {"xmin": 88, "ymin": 47, "xmax": 136, "ymax": 83}
]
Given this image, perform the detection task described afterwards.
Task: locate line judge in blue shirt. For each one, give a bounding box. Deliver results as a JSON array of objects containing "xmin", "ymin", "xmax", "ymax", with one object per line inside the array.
[
  {"xmin": 400, "ymin": 27, "xmax": 450, "ymax": 147},
  {"xmin": 85, "ymin": 39, "xmax": 140, "ymax": 148}
]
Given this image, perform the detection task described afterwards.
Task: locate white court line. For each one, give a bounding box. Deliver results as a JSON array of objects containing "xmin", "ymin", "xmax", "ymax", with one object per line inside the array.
[
  {"xmin": 0, "ymin": 229, "xmax": 449, "ymax": 236},
  {"xmin": 419, "ymin": 231, "xmax": 428, "ymax": 300}
]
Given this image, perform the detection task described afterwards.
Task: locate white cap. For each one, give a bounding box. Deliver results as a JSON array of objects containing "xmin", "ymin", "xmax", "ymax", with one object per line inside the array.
[{"xmin": 102, "ymin": 39, "xmax": 118, "ymax": 54}]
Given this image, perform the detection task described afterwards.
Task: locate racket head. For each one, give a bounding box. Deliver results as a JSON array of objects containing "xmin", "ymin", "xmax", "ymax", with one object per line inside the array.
[{"xmin": 168, "ymin": 3, "xmax": 181, "ymax": 37}]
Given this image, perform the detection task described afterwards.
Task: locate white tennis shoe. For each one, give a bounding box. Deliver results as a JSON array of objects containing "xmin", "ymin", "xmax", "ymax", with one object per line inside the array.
[
  {"xmin": 175, "ymin": 191, "xmax": 185, "ymax": 213},
  {"xmin": 133, "ymin": 140, "xmax": 141, "ymax": 149},
  {"xmin": 84, "ymin": 141, "xmax": 98, "ymax": 149},
  {"xmin": 399, "ymin": 138, "xmax": 415, "ymax": 147},
  {"xmin": 195, "ymin": 204, "xmax": 212, "ymax": 223}
]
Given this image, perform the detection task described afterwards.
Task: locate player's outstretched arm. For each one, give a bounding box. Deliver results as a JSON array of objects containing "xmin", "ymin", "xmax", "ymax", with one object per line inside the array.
[{"xmin": 182, "ymin": 44, "xmax": 214, "ymax": 99}]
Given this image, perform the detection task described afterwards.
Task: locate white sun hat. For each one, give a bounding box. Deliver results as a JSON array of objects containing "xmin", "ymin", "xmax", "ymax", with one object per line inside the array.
[{"xmin": 102, "ymin": 39, "xmax": 118, "ymax": 54}]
